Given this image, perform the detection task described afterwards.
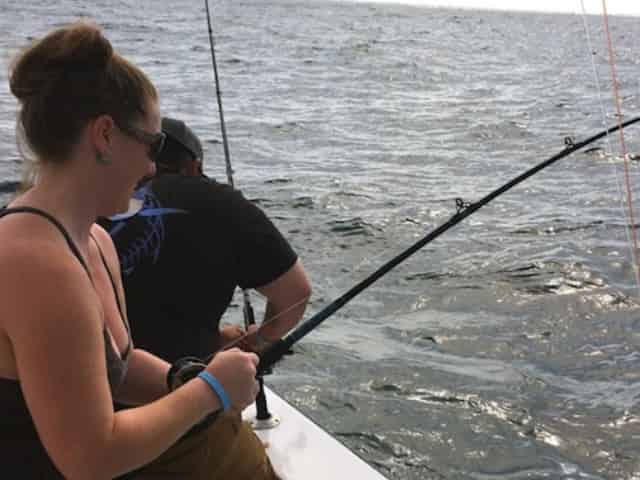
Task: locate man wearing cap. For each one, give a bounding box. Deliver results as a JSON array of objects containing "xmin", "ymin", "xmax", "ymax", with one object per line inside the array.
[{"xmin": 100, "ymin": 117, "xmax": 311, "ymax": 479}]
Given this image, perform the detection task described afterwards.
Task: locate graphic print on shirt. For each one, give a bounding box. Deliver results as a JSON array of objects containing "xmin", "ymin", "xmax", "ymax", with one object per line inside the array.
[{"xmin": 109, "ymin": 187, "xmax": 187, "ymax": 276}]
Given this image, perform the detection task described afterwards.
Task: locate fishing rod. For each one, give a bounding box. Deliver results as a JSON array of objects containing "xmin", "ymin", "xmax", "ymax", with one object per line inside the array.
[
  {"xmin": 258, "ymin": 116, "xmax": 640, "ymax": 374},
  {"xmin": 204, "ymin": 0, "xmax": 279, "ymax": 423},
  {"xmin": 204, "ymin": 0, "xmax": 256, "ymax": 328}
]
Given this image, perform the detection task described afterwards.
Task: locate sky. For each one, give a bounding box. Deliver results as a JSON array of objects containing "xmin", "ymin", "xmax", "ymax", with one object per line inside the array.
[{"xmin": 346, "ymin": 0, "xmax": 640, "ymax": 16}]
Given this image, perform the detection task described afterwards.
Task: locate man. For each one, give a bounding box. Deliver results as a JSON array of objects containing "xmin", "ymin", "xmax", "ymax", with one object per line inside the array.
[{"xmin": 101, "ymin": 117, "xmax": 311, "ymax": 479}]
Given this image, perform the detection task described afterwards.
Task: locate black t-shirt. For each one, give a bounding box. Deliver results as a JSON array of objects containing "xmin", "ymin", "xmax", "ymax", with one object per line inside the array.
[{"xmin": 99, "ymin": 175, "xmax": 297, "ymax": 363}]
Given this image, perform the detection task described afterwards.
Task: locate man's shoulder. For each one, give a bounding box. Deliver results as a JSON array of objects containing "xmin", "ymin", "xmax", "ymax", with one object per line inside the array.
[
  {"xmin": 153, "ymin": 174, "xmax": 237, "ymax": 200},
  {"xmin": 151, "ymin": 174, "xmax": 253, "ymax": 214},
  {"xmin": 152, "ymin": 174, "xmax": 226, "ymax": 193}
]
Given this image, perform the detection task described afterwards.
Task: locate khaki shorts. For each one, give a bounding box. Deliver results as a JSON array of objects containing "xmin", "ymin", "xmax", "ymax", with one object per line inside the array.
[{"xmin": 133, "ymin": 411, "xmax": 280, "ymax": 480}]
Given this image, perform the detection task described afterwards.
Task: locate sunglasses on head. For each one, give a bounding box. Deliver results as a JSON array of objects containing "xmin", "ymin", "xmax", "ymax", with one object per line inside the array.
[{"xmin": 117, "ymin": 123, "xmax": 166, "ymax": 162}]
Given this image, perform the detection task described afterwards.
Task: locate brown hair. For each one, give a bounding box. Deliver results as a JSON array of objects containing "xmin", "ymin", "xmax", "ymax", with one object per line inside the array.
[{"xmin": 9, "ymin": 21, "xmax": 158, "ymax": 166}]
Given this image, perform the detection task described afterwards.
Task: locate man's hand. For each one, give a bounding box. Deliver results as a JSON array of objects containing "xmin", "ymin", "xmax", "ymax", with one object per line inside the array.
[
  {"xmin": 219, "ymin": 324, "xmax": 260, "ymax": 352},
  {"xmin": 219, "ymin": 324, "xmax": 245, "ymax": 345}
]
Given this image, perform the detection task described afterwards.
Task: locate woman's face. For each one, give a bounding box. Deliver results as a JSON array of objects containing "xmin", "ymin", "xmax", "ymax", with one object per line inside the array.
[{"xmin": 107, "ymin": 99, "xmax": 161, "ymax": 214}]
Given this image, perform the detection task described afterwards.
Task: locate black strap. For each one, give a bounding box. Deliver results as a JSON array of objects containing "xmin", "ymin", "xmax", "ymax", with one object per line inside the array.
[
  {"xmin": 90, "ymin": 232, "xmax": 132, "ymax": 358},
  {"xmin": 90, "ymin": 233, "xmax": 127, "ymax": 329}
]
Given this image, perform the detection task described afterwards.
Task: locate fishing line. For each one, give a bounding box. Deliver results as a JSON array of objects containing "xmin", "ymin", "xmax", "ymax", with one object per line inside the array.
[
  {"xmin": 204, "ymin": 0, "xmax": 256, "ymax": 328},
  {"xmin": 219, "ymin": 295, "xmax": 311, "ymax": 351},
  {"xmin": 258, "ymin": 118, "xmax": 640, "ymax": 374},
  {"xmin": 600, "ymin": 0, "xmax": 640, "ymax": 293},
  {"xmin": 579, "ymin": 1, "xmax": 637, "ymax": 294}
]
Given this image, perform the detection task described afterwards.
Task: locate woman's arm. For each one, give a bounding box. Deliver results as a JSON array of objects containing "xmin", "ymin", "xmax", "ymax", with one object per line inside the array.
[
  {"xmin": 116, "ymin": 348, "xmax": 170, "ymax": 405},
  {"xmin": 0, "ymin": 242, "xmax": 258, "ymax": 480}
]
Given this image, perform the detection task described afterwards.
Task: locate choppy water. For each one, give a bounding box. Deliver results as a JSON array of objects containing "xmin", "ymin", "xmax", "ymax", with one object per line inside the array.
[{"xmin": 1, "ymin": 1, "xmax": 639, "ymax": 479}]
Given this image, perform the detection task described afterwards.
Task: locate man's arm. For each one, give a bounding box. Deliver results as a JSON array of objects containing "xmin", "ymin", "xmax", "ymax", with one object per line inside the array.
[{"xmin": 255, "ymin": 258, "xmax": 311, "ymax": 342}]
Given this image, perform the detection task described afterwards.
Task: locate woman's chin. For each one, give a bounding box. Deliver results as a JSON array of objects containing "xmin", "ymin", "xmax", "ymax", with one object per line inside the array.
[
  {"xmin": 97, "ymin": 197, "xmax": 132, "ymax": 219},
  {"xmin": 107, "ymin": 197, "xmax": 143, "ymax": 220}
]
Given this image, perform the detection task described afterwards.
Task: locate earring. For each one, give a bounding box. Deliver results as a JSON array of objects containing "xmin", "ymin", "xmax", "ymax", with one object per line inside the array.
[{"xmin": 96, "ymin": 150, "xmax": 111, "ymax": 165}]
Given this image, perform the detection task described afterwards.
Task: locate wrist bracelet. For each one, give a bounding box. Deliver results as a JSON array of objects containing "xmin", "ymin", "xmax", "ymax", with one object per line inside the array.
[{"xmin": 197, "ymin": 371, "xmax": 231, "ymax": 412}]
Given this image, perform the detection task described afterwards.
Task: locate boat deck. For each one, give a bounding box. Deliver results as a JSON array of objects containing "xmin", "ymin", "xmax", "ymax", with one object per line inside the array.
[{"xmin": 243, "ymin": 387, "xmax": 388, "ymax": 480}]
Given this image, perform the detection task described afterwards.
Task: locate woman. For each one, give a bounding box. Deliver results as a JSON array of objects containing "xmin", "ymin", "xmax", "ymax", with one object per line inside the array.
[{"xmin": 0, "ymin": 21, "xmax": 259, "ymax": 479}]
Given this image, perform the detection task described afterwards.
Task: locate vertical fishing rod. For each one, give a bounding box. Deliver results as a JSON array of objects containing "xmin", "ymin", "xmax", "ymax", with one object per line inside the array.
[
  {"xmin": 205, "ymin": 0, "xmax": 233, "ymax": 188},
  {"xmin": 204, "ymin": 0, "xmax": 256, "ymax": 329},
  {"xmin": 204, "ymin": 0, "xmax": 273, "ymax": 424}
]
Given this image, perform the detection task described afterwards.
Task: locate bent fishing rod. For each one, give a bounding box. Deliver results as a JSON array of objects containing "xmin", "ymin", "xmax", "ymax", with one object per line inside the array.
[
  {"xmin": 258, "ymin": 116, "xmax": 640, "ymax": 375},
  {"xmin": 204, "ymin": 0, "xmax": 256, "ymax": 328}
]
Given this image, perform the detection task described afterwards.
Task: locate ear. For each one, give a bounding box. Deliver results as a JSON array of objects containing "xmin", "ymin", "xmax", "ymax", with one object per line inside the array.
[{"xmin": 89, "ymin": 115, "xmax": 116, "ymax": 155}]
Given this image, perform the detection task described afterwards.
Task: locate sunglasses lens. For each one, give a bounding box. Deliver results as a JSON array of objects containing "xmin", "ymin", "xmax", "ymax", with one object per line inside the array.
[{"xmin": 118, "ymin": 123, "xmax": 165, "ymax": 162}]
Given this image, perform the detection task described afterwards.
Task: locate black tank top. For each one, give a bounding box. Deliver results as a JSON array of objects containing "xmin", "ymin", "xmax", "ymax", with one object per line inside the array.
[{"xmin": 0, "ymin": 206, "xmax": 132, "ymax": 478}]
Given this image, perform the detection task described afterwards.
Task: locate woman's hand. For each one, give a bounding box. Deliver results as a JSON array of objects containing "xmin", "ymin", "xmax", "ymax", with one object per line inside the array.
[{"xmin": 205, "ymin": 348, "xmax": 259, "ymax": 411}]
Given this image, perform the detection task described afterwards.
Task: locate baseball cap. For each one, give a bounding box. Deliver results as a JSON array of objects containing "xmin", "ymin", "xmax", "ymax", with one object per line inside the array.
[{"xmin": 159, "ymin": 117, "xmax": 204, "ymax": 164}]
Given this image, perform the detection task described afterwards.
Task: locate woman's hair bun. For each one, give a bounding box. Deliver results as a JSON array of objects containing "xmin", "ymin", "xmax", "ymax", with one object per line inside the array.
[
  {"xmin": 10, "ymin": 22, "xmax": 113, "ymax": 100},
  {"xmin": 8, "ymin": 20, "xmax": 156, "ymax": 164}
]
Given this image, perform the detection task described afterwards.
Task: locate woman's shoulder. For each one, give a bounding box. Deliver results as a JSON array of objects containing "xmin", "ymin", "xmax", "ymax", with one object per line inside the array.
[
  {"xmin": 0, "ymin": 233, "xmax": 87, "ymax": 288},
  {"xmin": 0, "ymin": 229, "xmax": 98, "ymax": 339},
  {"xmin": 0, "ymin": 211, "xmax": 93, "ymax": 294},
  {"xmin": 0, "ymin": 214, "xmax": 64, "ymax": 263}
]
